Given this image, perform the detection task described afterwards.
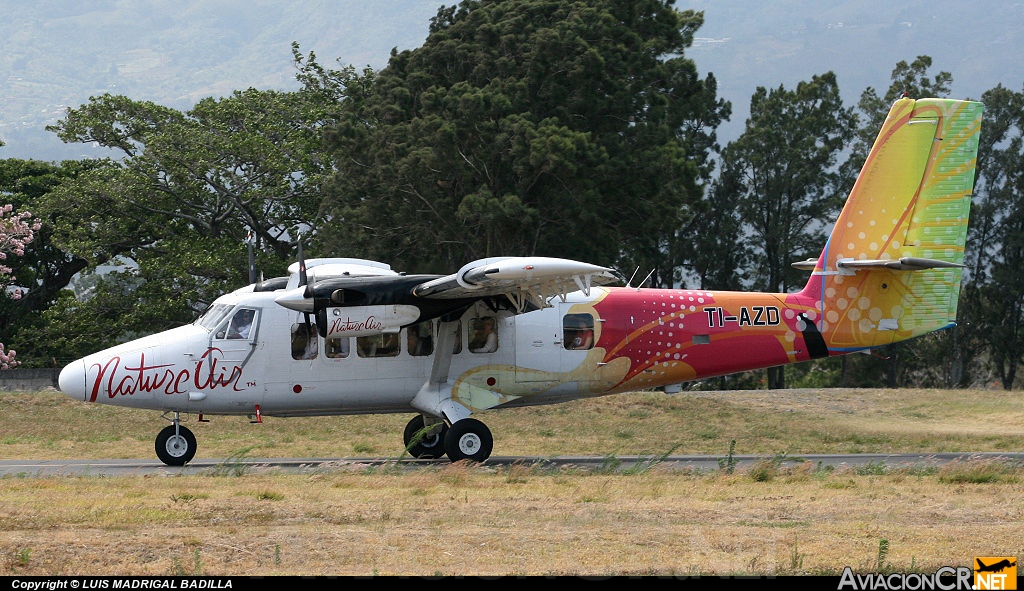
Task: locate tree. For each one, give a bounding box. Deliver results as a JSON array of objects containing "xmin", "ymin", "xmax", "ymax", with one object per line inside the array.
[
  {"xmin": 717, "ymin": 72, "xmax": 857, "ymax": 388},
  {"xmin": 34, "ymin": 56, "xmax": 353, "ymax": 357},
  {"xmin": 0, "ymin": 203, "xmax": 37, "ymax": 292},
  {"xmin": 0, "ymin": 159, "xmax": 105, "ymax": 365},
  {"xmin": 966, "ymin": 84, "xmax": 1024, "ymax": 389},
  {"xmin": 320, "ymin": 0, "xmax": 728, "ymax": 277},
  {"xmin": 0, "ymin": 198, "xmax": 36, "ymax": 369},
  {"xmin": 685, "ymin": 163, "xmax": 748, "ymax": 290},
  {"xmin": 847, "ymin": 55, "xmax": 953, "ymax": 174},
  {"xmin": 0, "ymin": 143, "xmax": 45, "ymax": 368}
]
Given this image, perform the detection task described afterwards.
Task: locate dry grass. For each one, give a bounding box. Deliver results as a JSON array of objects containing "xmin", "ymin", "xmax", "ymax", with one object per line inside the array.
[{"xmin": 0, "ymin": 387, "xmax": 1022, "ymax": 576}]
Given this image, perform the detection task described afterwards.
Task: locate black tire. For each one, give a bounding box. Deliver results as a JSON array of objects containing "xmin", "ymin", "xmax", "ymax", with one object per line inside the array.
[
  {"xmin": 403, "ymin": 415, "xmax": 448, "ymax": 459},
  {"xmin": 443, "ymin": 418, "xmax": 493, "ymax": 463},
  {"xmin": 155, "ymin": 425, "xmax": 197, "ymax": 466}
]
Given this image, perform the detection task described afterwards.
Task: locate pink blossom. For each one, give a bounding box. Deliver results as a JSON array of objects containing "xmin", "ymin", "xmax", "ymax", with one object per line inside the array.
[
  {"xmin": 1, "ymin": 204, "xmax": 39, "ymax": 368},
  {"xmin": 0, "ymin": 343, "xmax": 18, "ymax": 369}
]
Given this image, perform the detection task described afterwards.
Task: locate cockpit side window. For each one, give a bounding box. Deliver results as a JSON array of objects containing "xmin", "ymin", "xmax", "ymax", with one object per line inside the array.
[
  {"xmin": 212, "ymin": 307, "xmax": 259, "ymax": 340},
  {"xmin": 225, "ymin": 308, "xmax": 257, "ymax": 340},
  {"xmin": 196, "ymin": 304, "xmax": 234, "ymax": 331}
]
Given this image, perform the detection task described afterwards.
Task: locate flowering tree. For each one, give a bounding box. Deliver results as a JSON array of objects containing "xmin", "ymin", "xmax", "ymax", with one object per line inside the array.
[
  {"xmin": 0, "ymin": 203, "xmax": 40, "ymax": 369},
  {"xmin": 0, "ymin": 343, "xmax": 17, "ymax": 369}
]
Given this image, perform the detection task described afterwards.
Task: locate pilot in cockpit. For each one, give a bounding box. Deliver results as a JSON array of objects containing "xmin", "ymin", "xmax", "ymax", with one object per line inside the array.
[{"xmin": 226, "ymin": 309, "xmax": 255, "ymax": 339}]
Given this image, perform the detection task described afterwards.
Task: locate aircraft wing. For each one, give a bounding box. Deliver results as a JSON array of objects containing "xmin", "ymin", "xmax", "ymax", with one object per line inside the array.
[{"xmin": 412, "ymin": 256, "xmax": 619, "ymax": 312}]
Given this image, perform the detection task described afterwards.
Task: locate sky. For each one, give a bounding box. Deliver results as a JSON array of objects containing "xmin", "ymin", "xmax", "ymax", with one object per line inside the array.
[{"xmin": 1, "ymin": 0, "xmax": 1022, "ymax": 161}]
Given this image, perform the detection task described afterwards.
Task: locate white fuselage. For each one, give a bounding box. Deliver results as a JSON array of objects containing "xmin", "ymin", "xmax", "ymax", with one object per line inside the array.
[{"xmin": 58, "ymin": 285, "xmax": 599, "ymax": 418}]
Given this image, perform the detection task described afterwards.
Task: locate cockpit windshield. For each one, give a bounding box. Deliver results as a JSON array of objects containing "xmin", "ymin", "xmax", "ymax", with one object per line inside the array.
[{"xmin": 194, "ymin": 303, "xmax": 234, "ymax": 331}]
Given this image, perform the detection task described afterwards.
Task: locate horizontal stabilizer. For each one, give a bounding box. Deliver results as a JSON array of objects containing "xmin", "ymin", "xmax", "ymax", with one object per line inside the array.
[
  {"xmin": 791, "ymin": 258, "xmax": 818, "ymax": 271},
  {"xmin": 837, "ymin": 257, "xmax": 967, "ymax": 271}
]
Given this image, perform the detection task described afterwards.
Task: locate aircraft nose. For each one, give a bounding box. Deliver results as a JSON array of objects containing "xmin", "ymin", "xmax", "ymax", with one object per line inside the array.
[{"xmin": 58, "ymin": 359, "xmax": 87, "ymax": 401}]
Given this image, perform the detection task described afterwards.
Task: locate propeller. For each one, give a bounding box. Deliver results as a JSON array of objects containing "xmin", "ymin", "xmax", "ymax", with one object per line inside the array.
[
  {"xmin": 295, "ymin": 236, "xmax": 317, "ymax": 342},
  {"xmin": 297, "ymin": 238, "xmax": 309, "ymax": 290},
  {"xmin": 247, "ymin": 231, "xmax": 257, "ymax": 284},
  {"xmin": 246, "ymin": 230, "xmax": 265, "ymax": 290}
]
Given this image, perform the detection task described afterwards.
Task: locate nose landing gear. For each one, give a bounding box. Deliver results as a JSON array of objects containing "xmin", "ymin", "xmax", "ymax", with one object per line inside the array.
[{"xmin": 155, "ymin": 413, "xmax": 196, "ymax": 466}]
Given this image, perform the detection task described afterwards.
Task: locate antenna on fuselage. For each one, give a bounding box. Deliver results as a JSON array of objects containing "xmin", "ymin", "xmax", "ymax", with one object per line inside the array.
[
  {"xmin": 625, "ymin": 267, "xmax": 640, "ymax": 288},
  {"xmin": 295, "ymin": 235, "xmax": 316, "ymax": 340},
  {"xmin": 639, "ymin": 268, "xmax": 656, "ymax": 289}
]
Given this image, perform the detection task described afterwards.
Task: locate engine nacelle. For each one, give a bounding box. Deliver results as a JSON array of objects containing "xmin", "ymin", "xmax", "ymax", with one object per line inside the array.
[{"xmin": 320, "ymin": 305, "xmax": 421, "ymax": 338}]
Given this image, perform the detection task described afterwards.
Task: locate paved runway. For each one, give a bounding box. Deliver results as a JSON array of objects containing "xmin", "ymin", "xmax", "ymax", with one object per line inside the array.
[{"xmin": 1, "ymin": 452, "xmax": 1021, "ymax": 476}]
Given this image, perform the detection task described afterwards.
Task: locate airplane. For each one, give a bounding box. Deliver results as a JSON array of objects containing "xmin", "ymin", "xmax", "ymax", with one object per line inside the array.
[
  {"xmin": 976, "ymin": 559, "xmax": 1016, "ymax": 574},
  {"xmin": 57, "ymin": 97, "xmax": 983, "ymax": 466}
]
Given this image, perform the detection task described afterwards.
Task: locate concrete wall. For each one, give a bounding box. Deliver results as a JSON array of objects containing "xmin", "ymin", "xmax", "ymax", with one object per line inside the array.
[{"xmin": 0, "ymin": 368, "xmax": 59, "ymax": 391}]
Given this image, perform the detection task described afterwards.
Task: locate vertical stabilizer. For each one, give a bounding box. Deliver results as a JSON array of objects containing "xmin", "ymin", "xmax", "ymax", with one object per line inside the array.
[{"xmin": 803, "ymin": 98, "xmax": 983, "ymax": 352}]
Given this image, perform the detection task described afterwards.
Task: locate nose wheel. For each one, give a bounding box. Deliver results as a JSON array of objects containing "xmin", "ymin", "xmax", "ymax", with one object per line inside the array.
[{"xmin": 155, "ymin": 424, "xmax": 197, "ymax": 466}]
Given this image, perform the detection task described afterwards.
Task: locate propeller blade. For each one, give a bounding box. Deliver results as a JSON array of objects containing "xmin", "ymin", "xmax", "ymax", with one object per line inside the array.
[
  {"xmin": 247, "ymin": 231, "xmax": 258, "ymax": 285},
  {"xmin": 297, "ymin": 238, "xmax": 308, "ymax": 287}
]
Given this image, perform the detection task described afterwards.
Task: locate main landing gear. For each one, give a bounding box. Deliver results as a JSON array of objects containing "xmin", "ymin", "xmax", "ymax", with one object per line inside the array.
[
  {"xmin": 403, "ymin": 415, "xmax": 493, "ymax": 463},
  {"xmin": 155, "ymin": 412, "xmax": 197, "ymax": 466},
  {"xmin": 151, "ymin": 412, "xmax": 492, "ymax": 466}
]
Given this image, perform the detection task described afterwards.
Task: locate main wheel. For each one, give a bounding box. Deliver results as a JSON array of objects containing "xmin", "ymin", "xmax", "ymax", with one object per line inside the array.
[
  {"xmin": 155, "ymin": 425, "xmax": 197, "ymax": 466},
  {"xmin": 403, "ymin": 415, "xmax": 448, "ymax": 459},
  {"xmin": 443, "ymin": 418, "xmax": 493, "ymax": 463}
]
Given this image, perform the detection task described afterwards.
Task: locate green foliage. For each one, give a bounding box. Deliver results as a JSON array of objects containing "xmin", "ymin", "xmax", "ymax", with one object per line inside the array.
[
  {"xmin": 845, "ymin": 56, "xmax": 953, "ymax": 186},
  {"xmin": 720, "ymin": 438, "xmax": 737, "ymax": 475},
  {"xmin": 207, "ymin": 448, "xmax": 257, "ymax": 477},
  {"xmin": 320, "ymin": 0, "xmax": 727, "ymax": 277},
  {"xmin": 964, "ymin": 84, "xmax": 1024, "ymax": 389},
  {"xmin": 746, "ymin": 454, "xmax": 786, "ymax": 482},
  {"xmin": 0, "ymin": 0, "xmax": 1016, "ymax": 395},
  {"xmin": 853, "ymin": 461, "xmax": 889, "ymax": 476},
  {"xmin": 716, "ymin": 73, "xmax": 856, "ymax": 388},
  {"xmin": 15, "ymin": 56, "xmax": 350, "ymax": 359},
  {"xmin": 170, "ymin": 548, "xmax": 203, "ymax": 576},
  {"xmin": 725, "ymin": 72, "xmax": 857, "ymax": 294},
  {"xmin": 718, "ymin": 439, "xmax": 737, "ymax": 474},
  {"xmin": 877, "ymin": 538, "xmax": 891, "ymax": 572},
  {"xmin": 938, "ymin": 459, "xmax": 1019, "ymax": 484},
  {"xmin": 0, "ymin": 159, "xmax": 99, "ymax": 365}
]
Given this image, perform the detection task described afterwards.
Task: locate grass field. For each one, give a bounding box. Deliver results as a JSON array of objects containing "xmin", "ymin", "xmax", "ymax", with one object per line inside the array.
[{"xmin": 1, "ymin": 387, "xmax": 1022, "ymax": 576}]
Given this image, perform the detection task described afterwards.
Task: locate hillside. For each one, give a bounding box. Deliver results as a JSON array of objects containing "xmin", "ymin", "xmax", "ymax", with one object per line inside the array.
[{"xmin": 2, "ymin": 0, "xmax": 1022, "ymax": 161}]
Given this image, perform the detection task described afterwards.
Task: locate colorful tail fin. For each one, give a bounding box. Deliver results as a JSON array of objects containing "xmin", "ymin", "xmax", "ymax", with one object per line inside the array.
[{"xmin": 803, "ymin": 97, "xmax": 983, "ymax": 352}]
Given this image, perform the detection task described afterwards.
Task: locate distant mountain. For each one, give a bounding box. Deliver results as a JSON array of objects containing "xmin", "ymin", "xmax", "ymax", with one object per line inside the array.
[
  {"xmin": 2, "ymin": 0, "xmax": 1021, "ymax": 162},
  {"xmin": 690, "ymin": 0, "xmax": 1024, "ymax": 142},
  {"xmin": 0, "ymin": 0, "xmax": 441, "ymax": 161}
]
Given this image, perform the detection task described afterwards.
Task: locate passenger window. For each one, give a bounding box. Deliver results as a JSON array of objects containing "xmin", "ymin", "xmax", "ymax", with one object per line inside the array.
[
  {"xmin": 407, "ymin": 321, "xmax": 434, "ymax": 356},
  {"xmin": 291, "ymin": 323, "xmax": 318, "ymax": 360},
  {"xmin": 563, "ymin": 313, "xmax": 595, "ymax": 350},
  {"xmin": 356, "ymin": 333, "xmax": 400, "ymax": 358},
  {"xmin": 468, "ymin": 316, "xmax": 498, "ymax": 353},
  {"xmin": 326, "ymin": 337, "xmax": 350, "ymax": 359}
]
